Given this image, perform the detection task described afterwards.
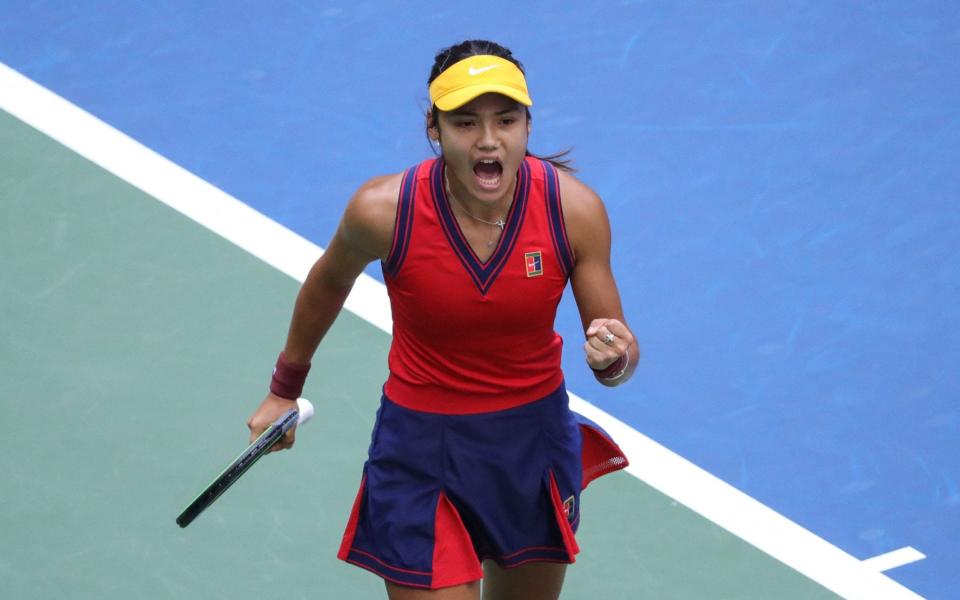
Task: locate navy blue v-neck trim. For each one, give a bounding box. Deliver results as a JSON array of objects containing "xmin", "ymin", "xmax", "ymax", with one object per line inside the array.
[{"xmin": 431, "ymin": 159, "xmax": 530, "ymax": 295}]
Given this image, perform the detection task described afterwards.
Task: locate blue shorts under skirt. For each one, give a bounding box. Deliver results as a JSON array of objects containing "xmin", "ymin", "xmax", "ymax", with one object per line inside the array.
[{"xmin": 336, "ymin": 382, "xmax": 628, "ymax": 590}]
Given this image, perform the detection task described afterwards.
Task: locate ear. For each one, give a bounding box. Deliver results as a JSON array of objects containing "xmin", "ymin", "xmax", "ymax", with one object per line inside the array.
[{"xmin": 426, "ymin": 110, "xmax": 441, "ymax": 142}]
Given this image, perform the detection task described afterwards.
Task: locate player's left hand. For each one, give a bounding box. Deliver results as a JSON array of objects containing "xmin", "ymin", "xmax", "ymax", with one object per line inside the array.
[{"xmin": 584, "ymin": 318, "xmax": 635, "ymax": 370}]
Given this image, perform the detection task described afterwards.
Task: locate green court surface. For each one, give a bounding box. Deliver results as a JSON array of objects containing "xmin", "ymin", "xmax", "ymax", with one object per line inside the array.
[{"xmin": 0, "ymin": 109, "xmax": 839, "ymax": 598}]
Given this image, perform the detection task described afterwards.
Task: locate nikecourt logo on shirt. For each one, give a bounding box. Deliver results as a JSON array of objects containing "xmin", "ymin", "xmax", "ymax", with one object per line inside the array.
[
  {"xmin": 525, "ymin": 251, "xmax": 543, "ymax": 277},
  {"xmin": 468, "ymin": 64, "xmax": 500, "ymax": 76}
]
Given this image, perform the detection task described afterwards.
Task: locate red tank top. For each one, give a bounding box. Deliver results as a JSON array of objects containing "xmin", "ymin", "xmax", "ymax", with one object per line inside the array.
[{"xmin": 382, "ymin": 156, "xmax": 575, "ymax": 414}]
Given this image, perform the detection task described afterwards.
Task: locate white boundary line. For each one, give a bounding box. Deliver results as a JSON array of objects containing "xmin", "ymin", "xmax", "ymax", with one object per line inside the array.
[
  {"xmin": 0, "ymin": 63, "xmax": 924, "ymax": 600},
  {"xmin": 862, "ymin": 547, "xmax": 926, "ymax": 573}
]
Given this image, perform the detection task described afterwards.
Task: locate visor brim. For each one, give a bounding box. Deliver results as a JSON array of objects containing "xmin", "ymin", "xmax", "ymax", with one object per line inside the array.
[{"xmin": 434, "ymin": 84, "xmax": 533, "ymax": 112}]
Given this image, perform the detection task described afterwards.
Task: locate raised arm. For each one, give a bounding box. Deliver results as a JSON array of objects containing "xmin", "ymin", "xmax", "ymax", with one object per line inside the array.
[
  {"xmin": 561, "ymin": 171, "xmax": 640, "ymax": 387},
  {"xmin": 247, "ymin": 173, "xmax": 401, "ymax": 447}
]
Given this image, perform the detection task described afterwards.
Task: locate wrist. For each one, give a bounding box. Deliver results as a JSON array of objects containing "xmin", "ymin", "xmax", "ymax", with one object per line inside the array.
[
  {"xmin": 591, "ymin": 353, "xmax": 629, "ymax": 381},
  {"xmin": 270, "ymin": 352, "xmax": 311, "ymax": 399}
]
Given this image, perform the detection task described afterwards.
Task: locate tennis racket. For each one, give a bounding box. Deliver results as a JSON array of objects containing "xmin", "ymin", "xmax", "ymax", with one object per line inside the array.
[{"xmin": 176, "ymin": 397, "xmax": 315, "ymax": 528}]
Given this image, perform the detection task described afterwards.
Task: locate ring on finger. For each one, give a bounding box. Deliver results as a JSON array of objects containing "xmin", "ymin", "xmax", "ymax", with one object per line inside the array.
[{"xmin": 602, "ymin": 332, "xmax": 616, "ymax": 345}]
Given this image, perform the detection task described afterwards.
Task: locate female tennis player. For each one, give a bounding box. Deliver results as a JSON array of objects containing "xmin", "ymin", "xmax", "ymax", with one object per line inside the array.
[{"xmin": 247, "ymin": 40, "xmax": 639, "ymax": 600}]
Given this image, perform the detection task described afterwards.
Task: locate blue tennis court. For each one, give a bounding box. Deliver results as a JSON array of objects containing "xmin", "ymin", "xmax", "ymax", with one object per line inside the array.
[{"xmin": 2, "ymin": 2, "xmax": 956, "ymax": 598}]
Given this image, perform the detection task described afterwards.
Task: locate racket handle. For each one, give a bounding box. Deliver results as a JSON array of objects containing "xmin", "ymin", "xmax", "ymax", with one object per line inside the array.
[{"xmin": 296, "ymin": 398, "xmax": 315, "ymax": 425}]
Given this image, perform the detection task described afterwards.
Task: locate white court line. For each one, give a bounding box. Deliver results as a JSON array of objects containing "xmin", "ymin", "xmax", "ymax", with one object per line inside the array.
[
  {"xmin": 0, "ymin": 62, "xmax": 925, "ymax": 600},
  {"xmin": 862, "ymin": 547, "xmax": 926, "ymax": 573}
]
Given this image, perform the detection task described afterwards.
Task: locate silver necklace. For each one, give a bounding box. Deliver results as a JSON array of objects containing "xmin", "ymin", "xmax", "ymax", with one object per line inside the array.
[{"xmin": 445, "ymin": 171, "xmax": 507, "ymax": 247}]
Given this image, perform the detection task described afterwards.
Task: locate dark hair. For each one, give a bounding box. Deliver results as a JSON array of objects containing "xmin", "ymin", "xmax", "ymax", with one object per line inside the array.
[{"xmin": 426, "ymin": 40, "xmax": 574, "ymax": 172}]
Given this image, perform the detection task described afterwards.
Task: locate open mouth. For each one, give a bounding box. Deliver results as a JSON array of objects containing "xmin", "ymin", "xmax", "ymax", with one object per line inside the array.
[{"xmin": 473, "ymin": 158, "xmax": 503, "ymax": 190}]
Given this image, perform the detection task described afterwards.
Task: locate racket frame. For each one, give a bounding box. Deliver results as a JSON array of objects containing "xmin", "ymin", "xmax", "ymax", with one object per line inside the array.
[{"xmin": 176, "ymin": 408, "xmax": 300, "ymax": 528}]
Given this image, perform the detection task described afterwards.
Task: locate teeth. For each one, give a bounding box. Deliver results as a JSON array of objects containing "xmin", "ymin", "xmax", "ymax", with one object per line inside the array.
[{"xmin": 476, "ymin": 159, "xmax": 501, "ymax": 187}]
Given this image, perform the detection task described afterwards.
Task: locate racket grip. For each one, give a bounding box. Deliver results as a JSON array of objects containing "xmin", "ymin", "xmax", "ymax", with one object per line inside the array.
[{"xmin": 296, "ymin": 398, "xmax": 315, "ymax": 425}]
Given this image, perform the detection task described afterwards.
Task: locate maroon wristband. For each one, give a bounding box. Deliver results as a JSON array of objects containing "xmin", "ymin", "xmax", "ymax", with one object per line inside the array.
[
  {"xmin": 592, "ymin": 353, "xmax": 628, "ymax": 380},
  {"xmin": 270, "ymin": 352, "xmax": 311, "ymax": 399}
]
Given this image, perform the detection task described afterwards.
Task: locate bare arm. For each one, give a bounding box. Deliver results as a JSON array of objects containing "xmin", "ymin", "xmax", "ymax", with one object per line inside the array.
[
  {"xmin": 281, "ymin": 175, "xmax": 399, "ymax": 364},
  {"xmin": 560, "ymin": 171, "xmax": 640, "ymax": 387},
  {"xmin": 247, "ymin": 173, "xmax": 401, "ymax": 446}
]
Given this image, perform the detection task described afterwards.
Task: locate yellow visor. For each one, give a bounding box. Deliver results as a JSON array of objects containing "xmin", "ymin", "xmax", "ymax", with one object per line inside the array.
[{"xmin": 429, "ymin": 55, "xmax": 533, "ymax": 111}]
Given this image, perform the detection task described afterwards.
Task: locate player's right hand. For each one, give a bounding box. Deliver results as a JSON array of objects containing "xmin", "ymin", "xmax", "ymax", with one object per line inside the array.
[{"xmin": 246, "ymin": 393, "xmax": 299, "ymax": 452}]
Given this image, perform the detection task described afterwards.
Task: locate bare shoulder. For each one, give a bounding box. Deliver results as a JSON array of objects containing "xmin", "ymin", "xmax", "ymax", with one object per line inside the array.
[
  {"xmin": 340, "ymin": 172, "xmax": 403, "ymax": 262},
  {"xmin": 557, "ymin": 170, "xmax": 611, "ymax": 259},
  {"xmin": 346, "ymin": 172, "xmax": 403, "ymax": 229}
]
